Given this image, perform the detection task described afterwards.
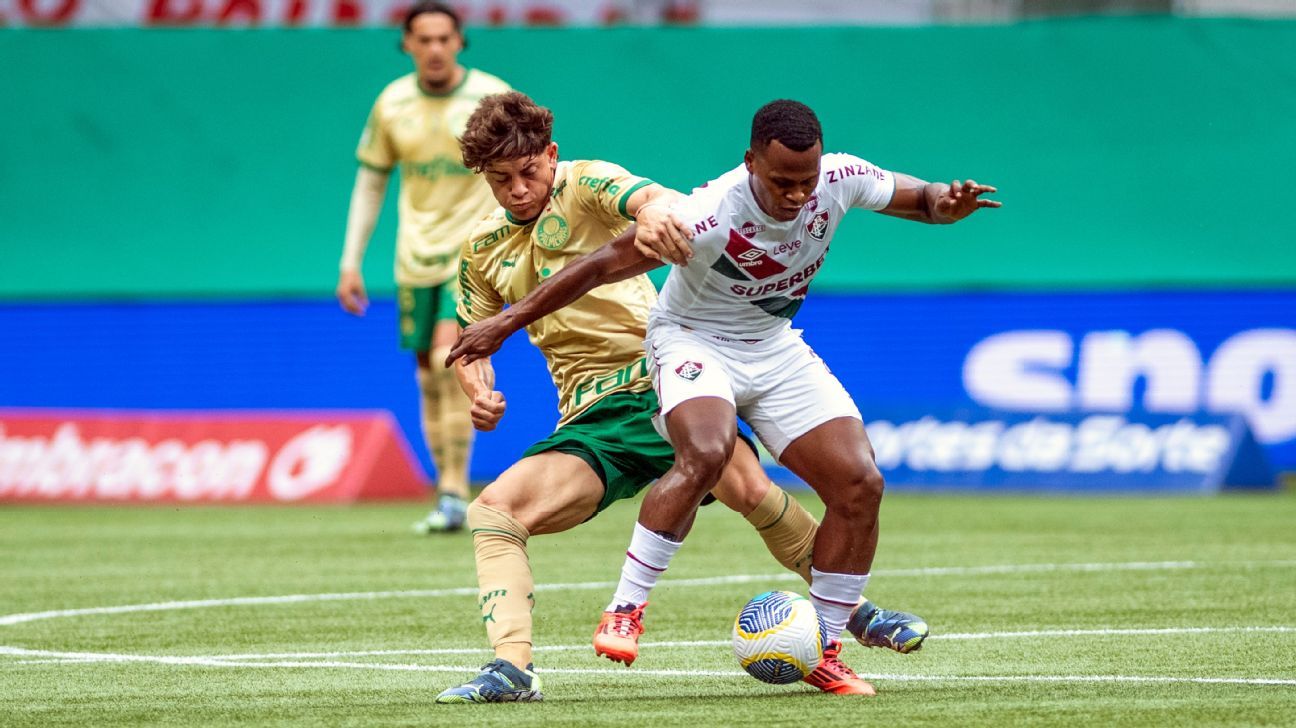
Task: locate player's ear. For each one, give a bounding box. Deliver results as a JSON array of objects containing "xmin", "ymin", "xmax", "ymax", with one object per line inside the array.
[
  {"xmin": 547, "ymin": 142, "xmax": 559, "ymax": 164},
  {"xmin": 743, "ymin": 148, "xmax": 755, "ymax": 173},
  {"xmin": 460, "ymin": 31, "xmax": 469, "ymax": 51}
]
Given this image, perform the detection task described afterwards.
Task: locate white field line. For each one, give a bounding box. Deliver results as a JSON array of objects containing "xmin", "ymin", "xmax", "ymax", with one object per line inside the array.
[
  {"xmin": 2, "ymin": 646, "xmax": 1294, "ymax": 687},
  {"xmin": 6, "ymin": 559, "xmax": 1293, "ymax": 628},
  {"xmin": 115, "ymin": 626, "xmax": 1289, "ymax": 662}
]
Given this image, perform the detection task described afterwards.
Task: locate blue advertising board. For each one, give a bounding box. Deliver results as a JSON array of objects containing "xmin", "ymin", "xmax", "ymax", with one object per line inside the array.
[
  {"xmin": 759, "ymin": 409, "xmax": 1274, "ymax": 493},
  {"xmin": 1, "ymin": 290, "xmax": 1292, "ymax": 489}
]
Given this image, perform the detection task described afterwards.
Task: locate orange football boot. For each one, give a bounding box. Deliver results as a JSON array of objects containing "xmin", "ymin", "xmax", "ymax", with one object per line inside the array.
[
  {"xmin": 802, "ymin": 641, "xmax": 877, "ymax": 696},
  {"xmin": 593, "ymin": 602, "xmax": 648, "ymax": 666}
]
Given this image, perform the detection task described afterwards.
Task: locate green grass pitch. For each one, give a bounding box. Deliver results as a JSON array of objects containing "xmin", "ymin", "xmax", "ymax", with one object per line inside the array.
[{"xmin": 2, "ymin": 491, "xmax": 1294, "ymax": 726}]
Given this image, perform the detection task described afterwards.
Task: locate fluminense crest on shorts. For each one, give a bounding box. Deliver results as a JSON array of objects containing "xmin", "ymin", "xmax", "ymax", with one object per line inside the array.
[{"xmin": 675, "ymin": 361, "xmax": 704, "ymax": 381}]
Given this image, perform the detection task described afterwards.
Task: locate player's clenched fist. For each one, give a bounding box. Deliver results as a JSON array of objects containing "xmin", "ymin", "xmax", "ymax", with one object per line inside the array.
[{"xmin": 470, "ymin": 391, "xmax": 506, "ymax": 431}]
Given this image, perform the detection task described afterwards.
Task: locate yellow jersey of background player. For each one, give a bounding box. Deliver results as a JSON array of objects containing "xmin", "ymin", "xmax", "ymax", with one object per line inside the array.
[{"xmin": 335, "ymin": 1, "xmax": 508, "ymax": 534}]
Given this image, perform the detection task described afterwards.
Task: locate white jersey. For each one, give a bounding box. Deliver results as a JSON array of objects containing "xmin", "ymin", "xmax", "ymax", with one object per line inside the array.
[{"xmin": 653, "ymin": 153, "xmax": 896, "ymax": 340}]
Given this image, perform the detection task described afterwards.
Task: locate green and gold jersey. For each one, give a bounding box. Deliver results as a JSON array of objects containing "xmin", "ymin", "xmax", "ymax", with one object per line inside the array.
[
  {"xmin": 458, "ymin": 159, "xmax": 658, "ymax": 425},
  {"xmin": 356, "ymin": 69, "xmax": 511, "ymax": 287}
]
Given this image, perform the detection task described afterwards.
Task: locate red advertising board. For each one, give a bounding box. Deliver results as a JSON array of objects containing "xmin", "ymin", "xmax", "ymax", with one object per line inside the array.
[
  {"xmin": 0, "ymin": 0, "xmax": 699, "ymax": 27},
  {"xmin": 0, "ymin": 409, "xmax": 428, "ymax": 503}
]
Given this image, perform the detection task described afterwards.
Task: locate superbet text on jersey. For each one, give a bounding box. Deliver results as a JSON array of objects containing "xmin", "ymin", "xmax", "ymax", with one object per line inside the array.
[{"xmin": 655, "ymin": 153, "xmax": 895, "ymax": 341}]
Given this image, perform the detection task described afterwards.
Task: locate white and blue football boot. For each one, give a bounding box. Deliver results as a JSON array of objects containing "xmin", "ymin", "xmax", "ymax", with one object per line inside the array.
[{"xmin": 435, "ymin": 658, "xmax": 543, "ymax": 704}]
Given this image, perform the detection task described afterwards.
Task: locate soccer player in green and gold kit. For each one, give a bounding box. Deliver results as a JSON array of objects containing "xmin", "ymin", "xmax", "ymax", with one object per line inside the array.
[
  {"xmin": 336, "ymin": 2, "xmax": 508, "ymax": 532},
  {"xmin": 434, "ymin": 92, "xmax": 925, "ymax": 704}
]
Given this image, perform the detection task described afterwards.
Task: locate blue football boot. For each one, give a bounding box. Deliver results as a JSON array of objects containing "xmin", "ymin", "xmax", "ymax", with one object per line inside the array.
[
  {"xmin": 846, "ymin": 599, "xmax": 929, "ymax": 654},
  {"xmin": 435, "ymin": 658, "xmax": 543, "ymax": 704},
  {"xmin": 412, "ymin": 493, "xmax": 467, "ymax": 534}
]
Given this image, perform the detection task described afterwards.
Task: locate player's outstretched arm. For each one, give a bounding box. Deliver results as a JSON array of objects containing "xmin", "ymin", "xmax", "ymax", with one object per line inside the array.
[
  {"xmin": 881, "ymin": 172, "xmax": 1000, "ymax": 224},
  {"xmin": 453, "ymin": 350, "xmax": 507, "ymax": 431},
  {"xmin": 446, "ymin": 227, "xmax": 662, "ymax": 366}
]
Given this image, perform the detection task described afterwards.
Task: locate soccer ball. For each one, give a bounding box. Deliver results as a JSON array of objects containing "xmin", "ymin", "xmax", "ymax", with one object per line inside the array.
[{"xmin": 731, "ymin": 590, "xmax": 823, "ymax": 684}]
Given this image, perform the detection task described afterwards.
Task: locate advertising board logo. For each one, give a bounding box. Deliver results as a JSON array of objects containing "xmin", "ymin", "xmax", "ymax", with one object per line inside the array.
[
  {"xmin": 267, "ymin": 425, "xmax": 353, "ymax": 501},
  {"xmin": 962, "ymin": 328, "xmax": 1296, "ymax": 444}
]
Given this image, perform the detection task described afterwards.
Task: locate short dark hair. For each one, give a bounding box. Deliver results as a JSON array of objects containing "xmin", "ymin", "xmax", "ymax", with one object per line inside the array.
[
  {"xmin": 460, "ymin": 92, "xmax": 555, "ymax": 172},
  {"xmin": 402, "ymin": 1, "xmax": 464, "ymax": 34},
  {"xmin": 750, "ymin": 100, "xmax": 822, "ymax": 152}
]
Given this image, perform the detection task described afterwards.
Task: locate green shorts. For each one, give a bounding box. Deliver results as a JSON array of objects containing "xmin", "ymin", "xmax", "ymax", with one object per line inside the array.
[
  {"xmin": 522, "ymin": 389, "xmax": 675, "ymax": 515},
  {"xmin": 398, "ymin": 279, "xmax": 460, "ymax": 352}
]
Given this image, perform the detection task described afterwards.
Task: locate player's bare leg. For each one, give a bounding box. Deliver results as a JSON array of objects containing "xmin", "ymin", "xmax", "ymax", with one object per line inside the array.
[
  {"xmin": 437, "ymin": 451, "xmax": 604, "ymax": 704},
  {"xmin": 710, "ymin": 445, "xmax": 817, "ymax": 583},
  {"xmin": 776, "ymin": 416, "xmax": 886, "ymax": 695},
  {"xmin": 596, "ymin": 397, "xmax": 736, "ymax": 665}
]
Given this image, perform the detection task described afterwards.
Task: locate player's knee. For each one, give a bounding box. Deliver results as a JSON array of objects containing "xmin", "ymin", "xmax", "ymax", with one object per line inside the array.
[
  {"xmin": 466, "ymin": 495, "xmax": 529, "ymax": 541},
  {"xmin": 829, "ymin": 464, "xmax": 885, "ymax": 520},
  {"xmin": 675, "ymin": 438, "xmax": 734, "ymax": 491},
  {"xmin": 470, "ymin": 488, "xmax": 511, "ymax": 521}
]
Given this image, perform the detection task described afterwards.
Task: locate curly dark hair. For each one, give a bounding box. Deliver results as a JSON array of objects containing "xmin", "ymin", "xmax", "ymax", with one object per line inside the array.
[
  {"xmin": 460, "ymin": 92, "xmax": 555, "ymax": 172},
  {"xmin": 750, "ymin": 100, "xmax": 823, "ymax": 152}
]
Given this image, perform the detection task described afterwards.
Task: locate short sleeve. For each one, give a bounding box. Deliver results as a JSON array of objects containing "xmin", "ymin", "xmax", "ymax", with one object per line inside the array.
[
  {"xmin": 822, "ymin": 153, "xmax": 895, "ymax": 211},
  {"xmin": 669, "ymin": 184, "xmax": 729, "ymax": 256},
  {"xmin": 355, "ymin": 99, "xmax": 396, "ymax": 172},
  {"xmin": 456, "ymin": 245, "xmax": 504, "ymax": 328},
  {"xmin": 570, "ymin": 160, "xmax": 655, "ymax": 225}
]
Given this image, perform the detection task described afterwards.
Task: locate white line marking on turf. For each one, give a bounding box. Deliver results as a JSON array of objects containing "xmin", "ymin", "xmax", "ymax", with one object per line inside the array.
[
  {"xmin": 136, "ymin": 626, "xmax": 1292, "ymax": 661},
  {"xmin": 6, "ymin": 559, "xmax": 1294, "ymax": 628},
  {"xmin": 3, "ymin": 646, "xmax": 1294, "ymax": 687}
]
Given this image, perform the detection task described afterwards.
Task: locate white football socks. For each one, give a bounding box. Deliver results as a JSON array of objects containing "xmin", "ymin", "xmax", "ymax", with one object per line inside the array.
[
  {"xmin": 606, "ymin": 522, "xmax": 682, "ymax": 611},
  {"xmin": 809, "ymin": 567, "xmax": 870, "ymax": 645}
]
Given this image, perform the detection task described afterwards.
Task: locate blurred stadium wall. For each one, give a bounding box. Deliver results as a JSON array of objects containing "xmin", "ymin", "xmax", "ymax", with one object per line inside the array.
[{"xmin": 1, "ymin": 15, "xmax": 1294, "ymax": 485}]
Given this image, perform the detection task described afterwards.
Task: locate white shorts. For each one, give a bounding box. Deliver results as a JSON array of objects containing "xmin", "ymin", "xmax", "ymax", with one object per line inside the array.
[{"xmin": 645, "ymin": 319, "xmax": 862, "ymax": 460}]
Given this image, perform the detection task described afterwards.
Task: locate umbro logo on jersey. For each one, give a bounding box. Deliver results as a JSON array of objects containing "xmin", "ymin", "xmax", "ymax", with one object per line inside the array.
[
  {"xmin": 737, "ymin": 221, "xmax": 766, "ymax": 237},
  {"xmin": 675, "ymin": 361, "xmax": 704, "ymax": 381},
  {"xmin": 724, "ymin": 230, "xmax": 788, "ymax": 280},
  {"xmin": 807, "ymin": 210, "xmax": 830, "ymax": 241}
]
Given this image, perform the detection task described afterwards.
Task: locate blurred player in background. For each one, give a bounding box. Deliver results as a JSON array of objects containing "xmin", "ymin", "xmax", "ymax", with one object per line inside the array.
[
  {"xmin": 335, "ymin": 1, "xmax": 510, "ymax": 533},
  {"xmin": 435, "ymin": 92, "xmax": 926, "ymax": 704},
  {"xmin": 450, "ymin": 99, "xmax": 994, "ymax": 695}
]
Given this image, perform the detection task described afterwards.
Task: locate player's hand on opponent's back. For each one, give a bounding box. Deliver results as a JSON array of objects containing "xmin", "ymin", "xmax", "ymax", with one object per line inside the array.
[
  {"xmin": 633, "ymin": 205, "xmax": 694, "ymax": 266},
  {"xmin": 336, "ymin": 270, "xmax": 369, "ymax": 316},
  {"xmin": 933, "ymin": 179, "xmax": 1001, "ymax": 223},
  {"xmin": 470, "ymin": 391, "xmax": 506, "ymax": 431}
]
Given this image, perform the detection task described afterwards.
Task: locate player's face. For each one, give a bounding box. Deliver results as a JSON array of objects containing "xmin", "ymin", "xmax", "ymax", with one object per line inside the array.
[
  {"xmin": 402, "ymin": 12, "xmax": 464, "ymax": 89},
  {"xmin": 482, "ymin": 142, "xmax": 560, "ymax": 222},
  {"xmin": 745, "ymin": 139, "xmax": 823, "ymax": 222}
]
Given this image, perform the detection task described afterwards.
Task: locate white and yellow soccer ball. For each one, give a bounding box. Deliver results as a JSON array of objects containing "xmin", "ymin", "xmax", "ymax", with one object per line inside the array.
[{"xmin": 732, "ymin": 590, "xmax": 823, "ymax": 684}]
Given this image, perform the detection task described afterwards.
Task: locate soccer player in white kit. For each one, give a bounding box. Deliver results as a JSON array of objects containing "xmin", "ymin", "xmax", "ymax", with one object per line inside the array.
[{"xmin": 450, "ymin": 100, "xmax": 997, "ymax": 693}]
